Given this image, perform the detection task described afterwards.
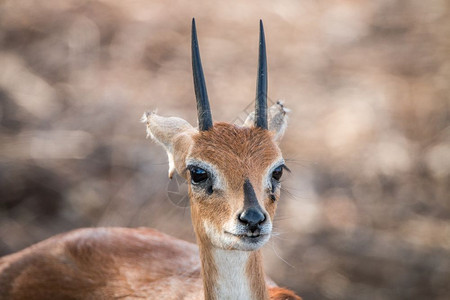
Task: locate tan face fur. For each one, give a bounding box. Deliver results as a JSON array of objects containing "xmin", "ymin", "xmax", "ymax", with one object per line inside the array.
[
  {"xmin": 142, "ymin": 102, "xmax": 289, "ymax": 252},
  {"xmin": 187, "ymin": 123, "xmax": 283, "ymax": 251}
]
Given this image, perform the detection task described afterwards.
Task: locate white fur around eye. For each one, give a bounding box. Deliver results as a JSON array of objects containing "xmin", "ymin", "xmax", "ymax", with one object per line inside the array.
[
  {"xmin": 264, "ymin": 158, "xmax": 285, "ymax": 189},
  {"xmin": 186, "ymin": 159, "xmax": 226, "ymax": 191}
]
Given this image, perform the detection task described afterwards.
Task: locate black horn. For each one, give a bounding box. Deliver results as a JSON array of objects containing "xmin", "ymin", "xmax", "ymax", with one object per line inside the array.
[
  {"xmin": 255, "ymin": 20, "xmax": 268, "ymax": 129},
  {"xmin": 192, "ymin": 18, "xmax": 213, "ymax": 131}
]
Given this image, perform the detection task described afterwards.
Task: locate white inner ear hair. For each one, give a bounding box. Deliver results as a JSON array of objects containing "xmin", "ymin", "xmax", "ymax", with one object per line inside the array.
[{"xmin": 140, "ymin": 111, "xmax": 156, "ymax": 139}]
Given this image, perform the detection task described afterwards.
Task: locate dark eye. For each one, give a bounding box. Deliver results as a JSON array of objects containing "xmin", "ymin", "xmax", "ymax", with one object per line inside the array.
[
  {"xmin": 189, "ymin": 167, "xmax": 208, "ymax": 184},
  {"xmin": 272, "ymin": 166, "xmax": 283, "ymax": 181}
]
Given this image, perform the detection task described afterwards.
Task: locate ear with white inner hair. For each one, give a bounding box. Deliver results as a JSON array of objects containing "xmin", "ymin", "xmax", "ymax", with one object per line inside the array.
[
  {"xmin": 141, "ymin": 112, "xmax": 196, "ymax": 179},
  {"xmin": 243, "ymin": 101, "xmax": 290, "ymax": 142}
]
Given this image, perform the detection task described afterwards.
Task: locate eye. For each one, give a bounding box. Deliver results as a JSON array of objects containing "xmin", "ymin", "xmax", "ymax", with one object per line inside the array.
[
  {"xmin": 272, "ymin": 165, "xmax": 283, "ymax": 181},
  {"xmin": 189, "ymin": 167, "xmax": 208, "ymax": 184}
]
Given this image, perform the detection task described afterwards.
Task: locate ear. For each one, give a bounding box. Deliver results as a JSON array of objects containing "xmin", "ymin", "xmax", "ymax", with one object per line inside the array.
[
  {"xmin": 141, "ymin": 112, "xmax": 196, "ymax": 179},
  {"xmin": 243, "ymin": 101, "xmax": 289, "ymax": 142}
]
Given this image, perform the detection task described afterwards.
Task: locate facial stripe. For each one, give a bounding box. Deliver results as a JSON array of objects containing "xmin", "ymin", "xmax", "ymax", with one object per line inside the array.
[{"xmin": 243, "ymin": 179, "xmax": 261, "ymax": 210}]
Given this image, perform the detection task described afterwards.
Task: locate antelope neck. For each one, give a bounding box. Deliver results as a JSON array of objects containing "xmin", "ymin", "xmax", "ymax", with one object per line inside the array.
[{"xmin": 199, "ymin": 245, "xmax": 269, "ymax": 300}]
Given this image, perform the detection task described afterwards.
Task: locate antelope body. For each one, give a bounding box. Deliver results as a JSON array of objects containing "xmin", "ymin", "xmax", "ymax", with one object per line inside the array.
[{"xmin": 0, "ymin": 19, "xmax": 301, "ymax": 300}]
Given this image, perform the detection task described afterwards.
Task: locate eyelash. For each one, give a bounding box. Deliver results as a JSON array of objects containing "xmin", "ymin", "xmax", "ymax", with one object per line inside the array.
[
  {"xmin": 188, "ymin": 166, "xmax": 209, "ymax": 184},
  {"xmin": 272, "ymin": 164, "xmax": 289, "ymax": 181},
  {"xmin": 270, "ymin": 164, "xmax": 289, "ymax": 193}
]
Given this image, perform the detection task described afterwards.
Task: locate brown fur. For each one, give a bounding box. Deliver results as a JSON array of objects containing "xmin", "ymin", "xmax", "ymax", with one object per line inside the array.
[
  {"xmin": 191, "ymin": 123, "xmax": 280, "ymax": 190},
  {"xmin": 184, "ymin": 123, "xmax": 284, "ymax": 299},
  {"xmin": 269, "ymin": 287, "xmax": 303, "ymax": 300},
  {"xmin": 0, "ymin": 228, "xmax": 298, "ymax": 299},
  {"xmin": 0, "ymin": 117, "xmax": 301, "ymax": 299},
  {"xmin": 188, "ymin": 122, "xmax": 281, "ymax": 239},
  {"xmin": 197, "ymin": 244, "xmax": 218, "ymax": 300},
  {"xmin": 0, "ymin": 228, "xmax": 202, "ymax": 300},
  {"xmin": 246, "ymin": 251, "xmax": 270, "ymax": 300}
]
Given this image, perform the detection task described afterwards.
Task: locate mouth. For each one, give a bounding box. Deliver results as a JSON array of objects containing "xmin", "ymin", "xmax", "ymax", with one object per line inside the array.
[{"xmin": 225, "ymin": 231, "xmax": 269, "ymax": 242}]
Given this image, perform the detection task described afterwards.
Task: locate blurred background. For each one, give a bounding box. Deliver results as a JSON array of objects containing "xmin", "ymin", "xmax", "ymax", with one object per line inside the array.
[{"xmin": 0, "ymin": 0, "xmax": 449, "ymax": 299}]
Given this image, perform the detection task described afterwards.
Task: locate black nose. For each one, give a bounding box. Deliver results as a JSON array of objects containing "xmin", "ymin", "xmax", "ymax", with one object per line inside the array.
[{"xmin": 238, "ymin": 207, "xmax": 266, "ymax": 231}]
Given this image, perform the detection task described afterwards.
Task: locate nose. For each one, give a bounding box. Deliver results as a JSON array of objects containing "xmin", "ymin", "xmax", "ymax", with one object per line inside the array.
[{"xmin": 238, "ymin": 207, "xmax": 266, "ymax": 231}]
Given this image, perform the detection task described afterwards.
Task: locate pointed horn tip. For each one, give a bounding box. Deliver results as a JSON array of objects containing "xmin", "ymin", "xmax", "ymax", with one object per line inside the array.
[
  {"xmin": 259, "ymin": 21, "xmax": 265, "ymax": 43},
  {"xmin": 192, "ymin": 19, "xmax": 196, "ymax": 33},
  {"xmin": 192, "ymin": 19, "xmax": 198, "ymax": 46}
]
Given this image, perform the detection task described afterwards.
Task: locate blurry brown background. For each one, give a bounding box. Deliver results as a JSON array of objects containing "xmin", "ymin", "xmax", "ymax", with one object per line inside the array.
[{"xmin": 1, "ymin": 0, "xmax": 449, "ymax": 299}]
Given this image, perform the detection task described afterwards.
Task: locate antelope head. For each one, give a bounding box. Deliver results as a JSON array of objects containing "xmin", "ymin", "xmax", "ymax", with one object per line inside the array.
[{"xmin": 142, "ymin": 19, "xmax": 289, "ymax": 252}]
